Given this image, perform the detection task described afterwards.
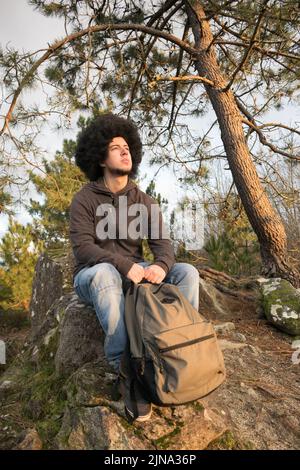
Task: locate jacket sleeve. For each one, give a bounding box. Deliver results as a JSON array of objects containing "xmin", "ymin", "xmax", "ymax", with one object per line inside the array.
[
  {"xmin": 146, "ymin": 197, "xmax": 175, "ymax": 275},
  {"xmin": 69, "ymin": 195, "xmax": 134, "ymax": 277}
]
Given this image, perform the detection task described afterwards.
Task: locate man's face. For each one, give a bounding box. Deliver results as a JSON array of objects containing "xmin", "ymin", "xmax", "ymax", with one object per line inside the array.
[{"xmin": 103, "ymin": 136, "xmax": 132, "ymax": 176}]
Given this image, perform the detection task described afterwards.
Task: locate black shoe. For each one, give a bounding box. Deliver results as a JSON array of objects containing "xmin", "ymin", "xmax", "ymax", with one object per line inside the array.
[
  {"xmin": 111, "ymin": 375, "xmax": 122, "ymax": 401},
  {"xmin": 125, "ymin": 399, "xmax": 152, "ymax": 422},
  {"xmin": 119, "ymin": 374, "xmax": 152, "ymax": 422}
]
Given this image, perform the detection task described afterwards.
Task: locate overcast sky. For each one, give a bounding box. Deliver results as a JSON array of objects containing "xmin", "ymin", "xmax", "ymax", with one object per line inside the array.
[
  {"xmin": 0, "ymin": 0, "xmax": 65, "ymax": 50},
  {"xmin": 0, "ymin": 1, "xmax": 66, "ymax": 236},
  {"xmin": 0, "ymin": 1, "xmax": 298, "ymax": 239},
  {"xmin": 0, "ymin": 0, "xmax": 184, "ymax": 238}
]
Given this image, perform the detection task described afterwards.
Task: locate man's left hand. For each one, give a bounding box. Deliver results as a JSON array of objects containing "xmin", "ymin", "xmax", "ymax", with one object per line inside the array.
[{"xmin": 144, "ymin": 264, "xmax": 166, "ymax": 284}]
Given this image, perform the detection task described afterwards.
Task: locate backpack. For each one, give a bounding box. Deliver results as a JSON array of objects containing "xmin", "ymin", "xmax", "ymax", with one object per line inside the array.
[{"xmin": 123, "ymin": 281, "xmax": 226, "ymax": 406}]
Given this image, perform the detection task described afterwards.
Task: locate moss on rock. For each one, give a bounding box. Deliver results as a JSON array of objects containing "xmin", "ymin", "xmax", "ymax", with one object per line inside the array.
[{"xmin": 259, "ymin": 278, "xmax": 300, "ymax": 335}]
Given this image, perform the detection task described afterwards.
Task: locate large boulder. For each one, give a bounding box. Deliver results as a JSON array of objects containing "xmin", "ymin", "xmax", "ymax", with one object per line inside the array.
[
  {"xmin": 16, "ymin": 251, "xmax": 229, "ymax": 449},
  {"xmin": 259, "ymin": 278, "xmax": 300, "ymax": 335},
  {"xmin": 55, "ymin": 297, "xmax": 105, "ymax": 376},
  {"xmin": 29, "ymin": 253, "xmax": 63, "ymax": 340},
  {"xmin": 3, "ymin": 251, "xmax": 300, "ymax": 449}
]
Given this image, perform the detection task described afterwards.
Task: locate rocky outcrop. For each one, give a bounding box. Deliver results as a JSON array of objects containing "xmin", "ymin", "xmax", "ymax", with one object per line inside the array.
[
  {"xmin": 55, "ymin": 298, "xmax": 105, "ymax": 376},
  {"xmin": 1, "ymin": 251, "xmax": 300, "ymax": 450},
  {"xmin": 259, "ymin": 278, "xmax": 300, "ymax": 335},
  {"xmin": 29, "ymin": 253, "xmax": 63, "ymax": 340}
]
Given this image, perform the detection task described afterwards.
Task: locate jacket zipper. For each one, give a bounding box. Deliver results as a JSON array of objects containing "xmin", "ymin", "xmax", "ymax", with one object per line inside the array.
[{"xmin": 159, "ymin": 334, "xmax": 215, "ymax": 354}]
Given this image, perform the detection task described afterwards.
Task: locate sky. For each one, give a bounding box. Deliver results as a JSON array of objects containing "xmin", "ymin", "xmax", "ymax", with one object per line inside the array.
[
  {"xmin": 0, "ymin": 0, "xmax": 67, "ymax": 236},
  {"xmin": 0, "ymin": 0, "xmax": 65, "ymax": 50},
  {"xmin": 0, "ymin": 1, "xmax": 299, "ymax": 239},
  {"xmin": 0, "ymin": 0, "xmax": 187, "ymax": 238}
]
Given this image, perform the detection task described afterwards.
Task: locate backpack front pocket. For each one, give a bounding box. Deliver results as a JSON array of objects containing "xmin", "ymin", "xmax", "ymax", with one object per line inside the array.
[{"xmin": 154, "ymin": 321, "xmax": 224, "ymax": 396}]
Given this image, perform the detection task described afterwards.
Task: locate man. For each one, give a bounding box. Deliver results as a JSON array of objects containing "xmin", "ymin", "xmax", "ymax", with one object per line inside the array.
[{"xmin": 70, "ymin": 113, "xmax": 200, "ymax": 421}]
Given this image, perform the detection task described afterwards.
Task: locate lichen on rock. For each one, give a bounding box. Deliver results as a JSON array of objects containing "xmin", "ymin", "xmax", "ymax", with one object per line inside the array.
[{"xmin": 259, "ymin": 278, "xmax": 300, "ymax": 335}]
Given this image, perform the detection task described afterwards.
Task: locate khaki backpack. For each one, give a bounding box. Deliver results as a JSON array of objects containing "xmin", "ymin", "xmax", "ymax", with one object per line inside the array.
[{"xmin": 124, "ymin": 281, "xmax": 226, "ymax": 406}]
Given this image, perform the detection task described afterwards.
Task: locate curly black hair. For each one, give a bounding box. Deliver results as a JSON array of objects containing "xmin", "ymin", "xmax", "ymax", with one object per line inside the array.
[{"xmin": 74, "ymin": 113, "xmax": 143, "ymax": 181}]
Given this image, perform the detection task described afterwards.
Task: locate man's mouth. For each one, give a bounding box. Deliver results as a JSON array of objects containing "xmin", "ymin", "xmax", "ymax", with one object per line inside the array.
[{"xmin": 122, "ymin": 159, "xmax": 130, "ymax": 164}]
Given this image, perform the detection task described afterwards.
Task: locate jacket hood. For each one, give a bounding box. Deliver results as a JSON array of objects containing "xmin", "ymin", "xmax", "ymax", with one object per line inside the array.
[{"xmin": 85, "ymin": 176, "xmax": 137, "ymax": 196}]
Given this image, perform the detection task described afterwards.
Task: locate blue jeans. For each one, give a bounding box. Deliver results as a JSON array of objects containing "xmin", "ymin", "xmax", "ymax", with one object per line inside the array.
[{"xmin": 73, "ymin": 261, "xmax": 199, "ymax": 372}]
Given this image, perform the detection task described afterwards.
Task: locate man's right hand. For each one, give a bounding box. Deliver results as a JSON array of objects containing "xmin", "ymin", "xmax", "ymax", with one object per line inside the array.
[{"xmin": 126, "ymin": 263, "xmax": 145, "ymax": 284}]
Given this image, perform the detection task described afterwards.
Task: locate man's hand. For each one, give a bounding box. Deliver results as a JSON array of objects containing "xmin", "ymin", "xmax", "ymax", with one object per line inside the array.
[
  {"xmin": 144, "ymin": 264, "xmax": 166, "ymax": 284},
  {"xmin": 126, "ymin": 263, "xmax": 145, "ymax": 284}
]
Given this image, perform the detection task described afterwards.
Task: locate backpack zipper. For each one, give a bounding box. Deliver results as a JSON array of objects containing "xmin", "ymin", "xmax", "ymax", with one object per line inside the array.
[
  {"xmin": 159, "ymin": 334, "xmax": 215, "ymax": 354},
  {"xmin": 144, "ymin": 341, "xmax": 165, "ymax": 373}
]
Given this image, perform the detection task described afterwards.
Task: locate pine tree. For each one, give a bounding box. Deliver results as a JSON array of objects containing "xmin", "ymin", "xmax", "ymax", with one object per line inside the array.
[
  {"xmin": 205, "ymin": 194, "xmax": 261, "ymax": 276},
  {"xmin": 0, "ymin": 176, "xmax": 14, "ymax": 216},
  {"xmin": 27, "ymin": 137, "xmax": 87, "ymax": 249},
  {"xmin": 0, "ymin": 217, "xmax": 44, "ymax": 310},
  {"xmin": 142, "ymin": 180, "xmax": 169, "ymax": 263},
  {"xmin": 1, "ymin": 1, "xmax": 299, "ymax": 284}
]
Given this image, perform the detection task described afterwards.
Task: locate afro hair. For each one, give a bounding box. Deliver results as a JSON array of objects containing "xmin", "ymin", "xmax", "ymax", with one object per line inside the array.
[{"xmin": 74, "ymin": 113, "xmax": 143, "ymax": 181}]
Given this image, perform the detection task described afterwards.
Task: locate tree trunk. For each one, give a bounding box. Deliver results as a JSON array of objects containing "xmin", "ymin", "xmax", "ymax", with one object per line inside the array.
[{"xmin": 185, "ymin": 1, "xmax": 300, "ymax": 287}]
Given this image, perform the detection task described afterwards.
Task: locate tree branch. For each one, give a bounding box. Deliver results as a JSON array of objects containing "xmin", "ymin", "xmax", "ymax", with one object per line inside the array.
[
  {"xmin": 215, "ymin": 39, "xmax": 300, "ymax": 62},
  {"xmin": 223, "ymin": 0, "xmax": 270, "ymax": 92},
  {"xmin": 126, "ymin": 1, "xmax": 185, "ymax": 119},
  {"xmin": 0, "ymin": 21, "xmax": 201, "ymax": 135},
  {"xmin": 149, "ymin": 74, "xmax": 214, "ymax": 86},
  {"xmin": 237, "ymin": 98, "xmax": 300, "ymax": 161}
]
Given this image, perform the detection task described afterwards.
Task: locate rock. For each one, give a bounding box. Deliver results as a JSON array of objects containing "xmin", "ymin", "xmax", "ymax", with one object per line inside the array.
[
  {"xmin": 0, "ymin": 366, "xmax": 23, "ymax": 399},
  {"xmin": 23, "ymin": 399, "xmax": 44, "ymax": 420},
  {"xmin": 56, "ymin": 405, "xmax": 151, "ymax": 450},
  {"xmin": 16, "ymin": 428, "xmax": 42, "ymax": 450},
  {"xmin": 4, "ymin": 251, "xmax": 299, "ymax": 451},
  {"xmin": 247, "ymin": 388, "xmax": 259, "ymax": 400},
  {"xmin": 247, "ymin": 345, "xmax": 261, "ymax": 356},
  {"xmin": 152, "ymin": 405, "xmax": 228, "ymax": 450},
  {"xmin": 0, "ymin": 380, "xmax": 13, "ymax": 392},
  {"xmin": 233, "ymin": 333, "xmax": 247, "ymax": 343},
  {"xmin": 55, "ymin": 299, "xmax": 105, "ymax": 377},
  {"xmin": 259, "ymin": 278, "xmax": 300, "ymax": 335},
  {"xmin": 29, "ymin": 253, "xmax": 63, "ymax": 340},
  {"xmin": 198, "ymin": 279, "xmax": 229, "ymax": 318},
  {"xmin": 64, "ymin": 362, "xmax": 115, "ymax": 407},
  {"xmin": 214, "ymin": 322, "xmax": 236, "ymax": 335}
]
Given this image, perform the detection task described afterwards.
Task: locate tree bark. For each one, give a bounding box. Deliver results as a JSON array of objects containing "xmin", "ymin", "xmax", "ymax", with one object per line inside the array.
[{"xmin": 185, "ymin": 1, "xmax": 300, "ymax": 287}]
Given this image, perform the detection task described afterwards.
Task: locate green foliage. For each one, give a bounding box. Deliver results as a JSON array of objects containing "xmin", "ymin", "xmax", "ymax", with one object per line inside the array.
[
  {"xmin": 207, "ymin": 430, "xmax": 255, "ymax": 450},
  {"xmin": 0, "ymin": 182, "xmax": 14, "ymax": 216},
  {"xmin": 175, "ymin": 241, "xmax": 192, "ymax": 262},
  {"xmin": 205, "ymin": 195, "xmax": 261, "ymax": 276},
  {"xmin": 0, "ymin": 277, "xmax": 13, "ymax": 303},
  {"xmin": 0, "ymin": 217, "xmax": 44, "ymax": 310},
  {"xmin": 0, "ymin": 308, "xmax": 29, "ymax": 328},
  {"xmin": 20, "ymin": 359, "xmax": 67, "ymax": 449},
  {"xmin": 142, "ymin": 238, "xmax": 154, "ymax": 263},
  {"xmin": 27, "ymin": 138, "xmax": 87, "ymax": 248},
  {"xmin": 143, "ymin": 180, "xmax": 168, "ymax": 263},
  {"xmin": 0, "ymin": 118, "xmax": 91, "ymax": 314},
  {"xmin": 1, "ymin": 0, "xmax": 299, "ymax": 286},
  {"xmin": 145, "ymin": 179, "xmax": 168, "ymax": 207}
]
